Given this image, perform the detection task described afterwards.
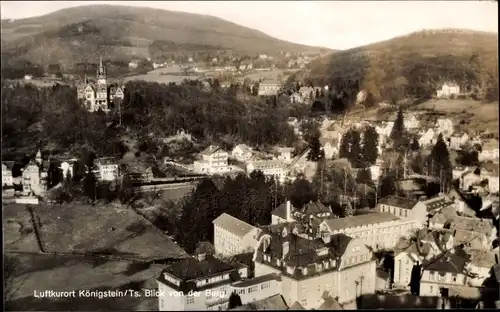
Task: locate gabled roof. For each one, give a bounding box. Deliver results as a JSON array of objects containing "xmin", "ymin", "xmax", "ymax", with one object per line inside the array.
[
  {"xmin": 272, "ymin": 201, "xmax": 298, "ymax": 219},
  {"xmin": 323, "ymin": 212, "xmax": 401, "ymax": 232},
  {"xmin": 377, "ymin": 196, "xmax": 418, "ymax": 210},
  {"xmin": 2, "ymin": 161, "xmax": 15, "ymax": 170},
  {"xmin": 423, "ymin": 196, "xmax": 452, "ymax": 212},
  {"xmin": 201, "ymin": 145, "xmax": 222, "ymax": 156},
  {"xmin": 161, "ymin": 255, "xmax": 237, "ymax": 282},
  {"xmin": 232, "ymin": 144, "xmax": 252, "ymax": 154},
  {"xmin": 301, "ymin": 201, "xmax": 332, "ymax": 216},
  {"xmin": 212, "ymin": 213, "xmax": 256, "ymax": 238},
  {"xmin": 423, "ymin": 250, "xmax": 469, "ymax": 274},
  {"xmin": 289, "ymin": 301, "xmax": 306, "ymax": 310}
]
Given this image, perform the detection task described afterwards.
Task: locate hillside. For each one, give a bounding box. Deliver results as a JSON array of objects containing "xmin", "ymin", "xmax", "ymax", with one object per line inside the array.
[
  {"xmin": 1, "ymin": 4, "xmax": 329, "ymax": 71},
  {"xmin": 291, "ymin": 29, "xmax": 498, "ymax": 101}
]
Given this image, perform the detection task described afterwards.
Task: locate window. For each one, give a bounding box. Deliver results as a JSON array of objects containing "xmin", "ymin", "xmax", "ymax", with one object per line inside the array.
[
  {"xmin": 429, "ymin": 271, "xmax": 435, "ymax": 281},
  {"xmin": 300, "ymin": 299, "xmax": 307, "ymax": 307},
  {"xmin": 160, "ymin": 299, "xmax": 164, "ymax": 309},
  {"xmin": 452, "ymin": 274, "xmax": 457, "ymax": 282},
  {"xmin": 186, "ymin": 296, "xmax": 195, "ymax": 305}
]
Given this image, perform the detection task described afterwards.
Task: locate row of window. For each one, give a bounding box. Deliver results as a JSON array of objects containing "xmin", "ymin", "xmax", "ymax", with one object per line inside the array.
[
  {"xmin": 428, "ymin": 271, "xmax": 457, "ymax": 282},
  {"xmin": 380, "ymin": 205, "xmax": 410, "ymax": 218}
]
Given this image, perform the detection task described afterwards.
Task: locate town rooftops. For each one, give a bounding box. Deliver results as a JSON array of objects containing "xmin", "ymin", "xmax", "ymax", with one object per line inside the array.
[
  {"xmin": 446, "ymin": 216, "xmax": 495, "ymax": 236},
  {"xmin": 2, "ymin": 161, "xmax": 15, "ymax": 170},
  {"xmin": 201, "ymin": 145, "xmax": 222, "ymax": 156},
  {"xmin": 248, "ymin": 160, "xmax": 286, "ymax": 170},
  {"xmin": 323, "ymin": 212, "xmax": 401, "ymax": 232},
  {"xmin": 213, "ymin": 213, "xmax": 256, "ymax": 238},
  {"xmin": 481, "ymin": 162, "xmax": 499, "ymax": 175},
  {"xmin": 466, "ymin": 249, "xmax": 497, "ymax": 268},
  {"xmin": 423, "ymin": 195, "xmax": 452, "ymax": 212},
  {"xmin": 230, "ymin": 294, "xmax": 288, "ymax": 310},
  {"xmin": 231, "ymin": 273, "xmax": 281, "ymax": 288},
  {"xmin": 423, "ymin": 250, "xmax": 469, "ymax": 274},
  {"xmin": 377, "ymin": 196, "xmax": 419, "ymax": 210},
  {"xmin": 160, "ymin": 255, "xmax": 238, "ymax": 282},
  {"xmin": 94, "ymin": 157, "xmax": 117, "ymax": 165}
]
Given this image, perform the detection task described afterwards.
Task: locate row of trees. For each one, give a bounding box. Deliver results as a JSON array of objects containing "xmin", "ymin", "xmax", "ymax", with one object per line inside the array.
[{"xmin": 338, "ymin": 126, "xmax": 380, "ymax": 168}]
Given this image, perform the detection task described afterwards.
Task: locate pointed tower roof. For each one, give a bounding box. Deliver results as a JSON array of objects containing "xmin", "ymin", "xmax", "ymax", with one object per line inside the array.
[{"xmin": 36, "ymin": 149, "xmax": 42, "ymax": 158}]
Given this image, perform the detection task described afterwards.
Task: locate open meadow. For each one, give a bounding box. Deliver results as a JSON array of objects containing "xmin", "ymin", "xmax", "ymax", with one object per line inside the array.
[
  {"xmin": 4, "ymin": 204, "xmax": 40, "ymax": 252},
  {"xmin": 6, "ymin": 253, "xmax": 161, "ymax": 311},
  {"xmin": 34, "ymin": 202, "xmax": 188, "ymax": 260}
]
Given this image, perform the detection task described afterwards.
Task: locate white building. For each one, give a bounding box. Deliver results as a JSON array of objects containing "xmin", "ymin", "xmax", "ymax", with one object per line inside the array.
[
  {"xmin": 404, "ymin": 114, "xmax": 420, "ymax": 130},
  {"xmin": 193, "ymin": 145, "xmax": 230, "ymax": 175},
  {"xmin": 376, "ymin": 195, "xmax": 428, "ymax": 227},
  {"xmin": 418, "ymin": 128, "xmax": 437, "ymax": 148},
  {"xmin": 157, "ymin": 255, "xmax": 247, "ymax": 311},
  {"xmin": 319, "ymin": 212, "xmax": 420, "ymax": 250},
  {"xmin": 253, "ymin": 225, "xmax": 376, "ymax": 308},
  {"xmin": 436, "ymin": 119, "xmax": 454, "ymax": 137},
  {"xmin": 319, "ymin": 138, "xmax": 339, "ymax": 160},
  {"xmin": 213, "ymin": 213, "xmax": 259, "ymax": 257},
  {"xmin": 231, "ymin": 144, "xmax": 253, "ymax": 163},
  {"xmin": 92, "ymin": 157, "xmax": 119, "ymax": 181},
  {"xmin": 246, "ymin": 160, "xmax": 287, "ymax": 182},
  {"xmin": 231, "ymin": 273, "xmax": 282, "ymax": 305},
  {"xmin": 2, "ymin": 161, "xmax": 14, "ymax": 187},
  {"xmin": 59, "ymin": 159, "xmax": 78, "ymax": 178},
  {"xmin": 479, "ymin": 140, "xmax": 500, "ymax": 162},
  {"xmin": 277, "ymin": 147, "xmax": 294, "ymax": 163},
  {"xmin": 448, "ymin": 133, "xmax": 469, "ymax": 150},
  {"xmin": 436, "ymin": 82, "xmax": 460, "ymax": 98}
]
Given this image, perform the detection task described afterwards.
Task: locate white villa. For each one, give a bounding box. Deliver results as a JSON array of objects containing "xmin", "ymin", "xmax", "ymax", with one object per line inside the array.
[
  {"xmin": 193, "ymin": 145, "xmax": 230, "ymax": 175},
  {"xmin": 436, "ymin": 82, "xmax": 460, "ymax": 98}
]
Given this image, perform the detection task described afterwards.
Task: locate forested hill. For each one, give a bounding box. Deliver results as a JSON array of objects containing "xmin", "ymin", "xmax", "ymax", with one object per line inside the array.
[
  {"xmin": 1, "ymin": 4, "xmax": 328, "ymax": 70},
  {"xmin": 291, "ymin": 29, "xmax": 498, "ymax": 102}
]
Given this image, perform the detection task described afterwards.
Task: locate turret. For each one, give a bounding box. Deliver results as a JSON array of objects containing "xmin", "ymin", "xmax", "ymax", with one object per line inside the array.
[{"xmin": 35, "ymin": 149, "xmax": 42, "ymax": 165}]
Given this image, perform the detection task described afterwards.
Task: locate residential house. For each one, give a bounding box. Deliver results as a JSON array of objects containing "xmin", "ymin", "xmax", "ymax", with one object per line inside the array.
[
  {"xmin": 465, "ymin": 249, "xmax": 497, "ymax": 287},
  {"xmin": 445, "ymin": 216, "xmax": 497, "ymax": 247},
  {"xmin": 394, "ymin": 229, "xmax": 454, "ymax": 289},
  {"xmin": 193, "ymin": 145, "xmax": 230, "ymax": 175},
  {"xmin": 21, "ymin": 150, "xmax": 48, "ymax": 196},
  {"xmin": 452, "ymin": 166, "xmax": 473, "ymax": 180},
  {"xmin": 319, "ymin": 138, "xmax": 339, "ymax": 160},
  {"xmin": 59, "ymin": 158, "xmax": 78, "ymax": 179},
  {"xmin": 92, "ymin": 157, "xmax": 119, "ymax": 181},
  {"xmin": 246, "ymin": 160, "xmax": 287, "ymax": 183},
  {"xmin": 2, "ymin": 161, "xmax": 14, "ymax": 187},
  {"xmin": 157, "ymin": 255, "xmax": 247, "ymax": 311},
  {"xmin": 290, "ymin": 92, "xmax": 304, "ymax": 104},
  {"xmin": 370, "ymin": 162, "xmax": 384, "ymax": 182},
  {"xmin": 419, "ymin": 250, "xmax": 469, "ymax": 297},
  {"xmin": 128, "ymin": 60, "xmax": 139, "ymax": 69},
  {"xmin": 232, "ymin": 144, "xmax": 253, "ymax": 163},
  {"xmin": 298, "ymin": 86, "xmax": 322, "ymax": 100},
  {"xmin": 436, "ymin": 82, "xmax": 460, "ymax": 98},
  {"xmin": 480, "ymin": 162, "xmax": 499, "ymax": 194},
  {"xmin": 318, "ymin": 212, "xmax": 420, "ymax": 250},
  {"xmin": 448, "ymin": 133, "xmax": 469, "ymax": 150},
  {"xmin": 253, "ymin": 226, "xmax": 376, "ymax": 308},
  {"xmin": 258, "ymin": 80, "xmax": 284, "ymax": 96},
  {"xmin": 436, "ymin": 119, "xmax": 454, "ymax": 137},
  {"xmin": 459, "ymin": 171, "xmax": 482, "ymax": 191},
  {"xmin": 277, "ymin": 147, "xmax": 294, "ymax": 163},
  {"xmin": 419, "ymin": 128, "xmax": 437, "ymax": 148},
  {"xmin": 376, "ymin": 195, "xmax": 428, "ymax": 226},
  {"xmin": 403, "ymin": 113, "xmax": 420, "ymax": 130},
  {"xmin": 231, "ymin": 273, "xmax": 282, "ymax": 305},
  {"xmin": 479, "ymin": 139, "xmax": 499, "ymax": 162}
]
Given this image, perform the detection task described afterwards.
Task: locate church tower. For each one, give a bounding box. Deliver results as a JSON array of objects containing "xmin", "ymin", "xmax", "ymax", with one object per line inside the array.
[
  {"xmin": 35, "ymin": 149, "xmax": 42, "ymax": 166},
  {"xmin": 95, "ymin": 56, "xmax": 109, "ymax": 112}
]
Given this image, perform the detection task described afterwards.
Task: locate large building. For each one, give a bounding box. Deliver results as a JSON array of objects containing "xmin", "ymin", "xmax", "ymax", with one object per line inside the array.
[
  {"xmin": 318, "ymin": 212, "xmax": 420, "ymax": 250},
  {"xmin": 376, "ymin": 196, "xmax": 428, "ymax": 227},
  {"xmin": 271, "ymin": 200, "xmax": 334, "ymax": 225},
  {"xmin": 77, "ymin": 56, "xmax": 125, "ymax": 112},
  {"xmin": 21, "ymin": 150, "xmax": 48, "ymax": 196},
  {"xmin": 213, "ymin": 213, "xmax": 260, "ymax": 257},
  {"xmin": 253, "ymin": 223, "xmax": 376, "ymax": 308},
  {"xmin": 92, "ymin": 157, "xmax": 119, "ymax": 181},
  {"xmin": 2, "ymin": 161, "xmax": 14, "ymax": 187},
  {"xmin": 246, "ymin": 160, "xmax": 287, "ymax": 183},
  {"xmin": 193, "ymin": 145, "xmax": 230, "ymax": 175}
]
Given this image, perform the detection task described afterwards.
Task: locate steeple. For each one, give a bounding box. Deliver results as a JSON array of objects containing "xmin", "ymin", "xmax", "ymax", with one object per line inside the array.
[
  {"xmin": 98, "ymin": 55, "xmax": 104, "ymax": 76},
  {"xmin": 35, "ymin": 149, "xmax": 42, "ymax": 165},
  {"xmin": 97, "ymin": 55, "xmax": 106, "ymax": 85}
]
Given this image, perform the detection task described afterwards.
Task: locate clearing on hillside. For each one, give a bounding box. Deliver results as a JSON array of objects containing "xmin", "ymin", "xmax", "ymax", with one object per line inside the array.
[
  {"xmin": 35, "ymin": 202, "xmax": 188, "ymax": 260},
  {"xmin": 3, "ymin": 204, "xmax": 40, "ymax": 252}
]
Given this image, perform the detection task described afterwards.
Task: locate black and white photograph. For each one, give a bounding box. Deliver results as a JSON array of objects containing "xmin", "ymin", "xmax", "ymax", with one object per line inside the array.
[{"xmin": 1, "ymin": 0, "xmax": 499, "ymax": 310}]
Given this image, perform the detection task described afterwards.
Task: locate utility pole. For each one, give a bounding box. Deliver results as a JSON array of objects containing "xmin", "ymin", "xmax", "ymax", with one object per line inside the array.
[
  {"xmin": 403, "ymin": 150, "xmax": 408, "ymax": 179},
  {"xmin": 343, "ymin": 169, "xmax": 347, "ymax": 205}
]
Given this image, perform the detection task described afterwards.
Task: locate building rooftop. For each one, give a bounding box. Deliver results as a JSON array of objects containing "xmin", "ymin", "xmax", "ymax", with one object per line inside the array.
[
  {"xmin": 423, "ymin": 196, "xmax": 452, "ymax": 212},
  {"xmin": 248, "ymin": 160, "xmax": 286, "ymax": 170},
  {"xmin": 160, "ymin": 255, "xmax": 238, "ymax": 282},
  {"xmin": 466, "ymin": 249, "xmax": 497, "ymax": 268},
  {"xmin": 231, "ymin": 294, "xmax": 288, "ymax": 310},
  {"xmin": 323, "ymin": 212, "xmax": 401, "ymax": 232},
  {"xmin": 213, "ymin": 213, "xmax": 256, "ymax": 238},
  {"xmin": 377, "ymin": 196, "xmax": 419, "ymax": 210},
  {"xmin": 423, "ymin": 250, "xmax": 470, "ymax": 274},
  {"xmin": 2, "ymin": 161, "xmax": 15, "ymax": 170},
  {"xmin": 201, "ymin": 145, "xmax": 222, "ymax": 156},
  {"xmin": 289, "ymin": 301, "xmax": 306, "ymax": 310},
  {"xmin": 231, "ymin": 273, "xmax": 281, "ymax": 288},
  {"xmin": 447, "ymin": 216, "xmax": 495, "ymax": 236}
]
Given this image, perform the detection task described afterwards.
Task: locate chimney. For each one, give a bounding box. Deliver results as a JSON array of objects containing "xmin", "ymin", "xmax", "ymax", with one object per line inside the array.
[
  {"xmin": 282, "ymin": 241, "xmax": 290, "ymax": 259},
  {"xmin": 495, "ymin": 254, "xmax": 498, "ymax": 264},
  {"xmin": 286, "ymin": 200, "xmax": 292, "ymax": 221}
]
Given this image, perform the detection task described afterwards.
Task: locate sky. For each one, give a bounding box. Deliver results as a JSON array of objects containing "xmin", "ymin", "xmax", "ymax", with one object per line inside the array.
[{"xmin": 0, "ymin": 1, "xmax": 497, "ymax": 50}]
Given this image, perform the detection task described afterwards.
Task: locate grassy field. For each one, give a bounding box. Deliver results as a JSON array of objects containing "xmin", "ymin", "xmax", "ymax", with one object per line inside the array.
[
  {"xmin": 410, "ymin": 99, "xmax": 499, "ymax": 135},
  {"xmin": 4, "ymin": 204, "xmax": 40, "ymax": 252},
  {"xmin": 35, "ymin": 202, "xmax": 188, "ymax": 260},
  {"xmin": 6, "ymin": 253, "xmax": 160, "ymax": 311}
]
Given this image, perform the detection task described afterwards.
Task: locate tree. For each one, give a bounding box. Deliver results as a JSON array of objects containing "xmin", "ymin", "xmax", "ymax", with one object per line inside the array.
[
  {"xmin": 356, "ymin": 167, "xmax": 374, "ymax": 186},
  {"xmin": 83, "ymin": 171, "xmax": 98, "ymax": 202},
  {"xmin": 285, "ymin": 177, "xmax": 317, "ymax": 208},
  {"xmin": 390, "ymin": 108, "xmax": 408, "ymax": 151},
  {"xmin": 362, "ymin": 126, "xmax": 379, "ymax": 165},
  {"xmin": 315, "ymin": 88, "xmax": 320, "ymax": 99},
  {"xmin": 307, "ymin": 134, "xmax": 325, "ymax": 162},
  {"xmin": 342, "ymin": 201, "xmax": 354, "ymax": 217},
  {"xmin": 339, "ymin": 130, "xmax": 352, "ymax": 159},
  {"xmin": 228, "ymin": 291, "xmax": 243, "ymax": 309},
  {"xmin": 379, "ymin": 172, "xmax": 397, "ymax": 198},
  {"xmin": 428, "ymin": 133, "xmax": 452, "ymax": 190},
  {"xmin": 349, "ymin": 129, "xmax": 364, "ymax": 168}
]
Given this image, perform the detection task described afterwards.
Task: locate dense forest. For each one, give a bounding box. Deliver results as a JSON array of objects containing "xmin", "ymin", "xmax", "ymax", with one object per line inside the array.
[
  {"xmin": 1, "ymin": 79, "xmax": 298, "ymax": 160},
  {"xmin": 291, "ymin": 29, "xmax": 499, "ymax": 103}
]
